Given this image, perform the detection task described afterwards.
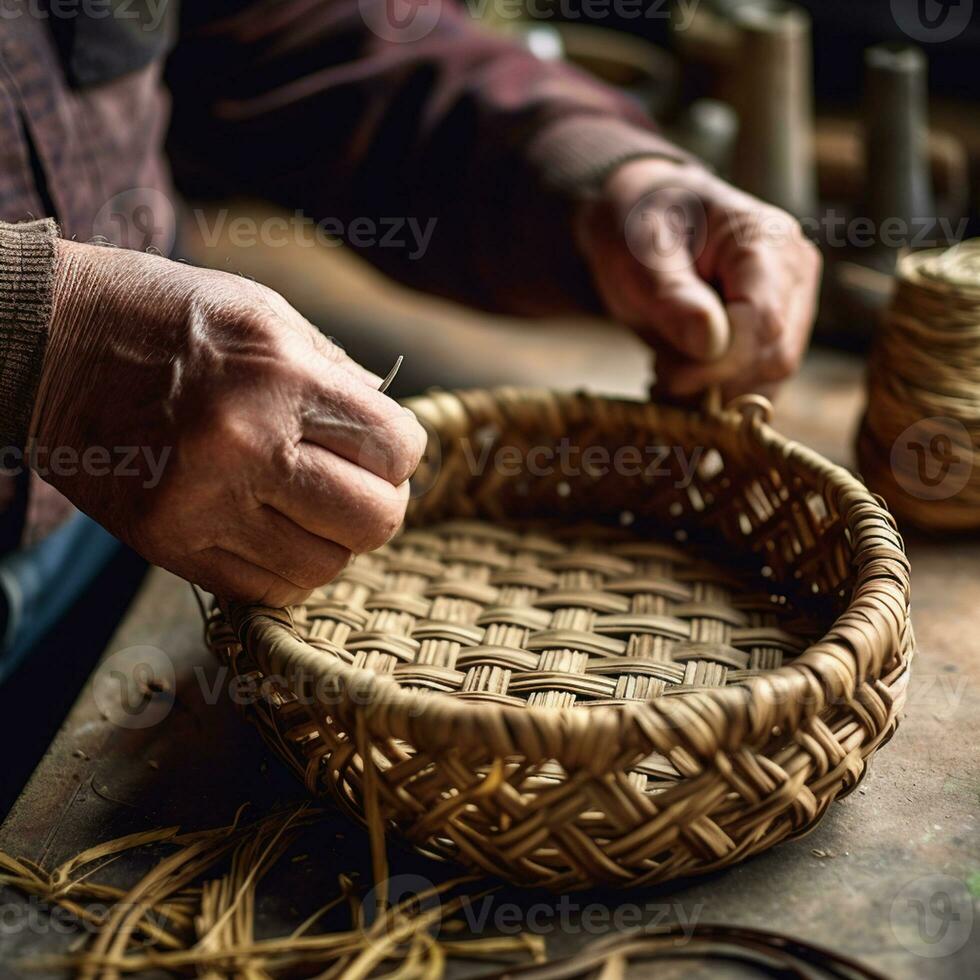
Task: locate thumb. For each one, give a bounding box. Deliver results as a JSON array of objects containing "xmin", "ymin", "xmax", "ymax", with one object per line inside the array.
[
  {"xmin": 622, "ymin": 190, "xmax": 729, "ymax": 361},
  {"xmin": 636, "ymin": 266, "xmax": 730, "ymax": 362}
]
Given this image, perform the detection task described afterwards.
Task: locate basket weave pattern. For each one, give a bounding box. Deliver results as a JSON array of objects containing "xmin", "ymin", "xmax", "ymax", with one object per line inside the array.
[{"xmin": 210, "ymin": 389, "xmax": 913, "ymax": 890}]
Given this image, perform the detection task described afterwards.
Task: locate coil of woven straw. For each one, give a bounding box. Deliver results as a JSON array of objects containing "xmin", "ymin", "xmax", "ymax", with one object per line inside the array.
[{"xmin": 858, "ymin": 240, "xmax": 980, "ymax": 530}]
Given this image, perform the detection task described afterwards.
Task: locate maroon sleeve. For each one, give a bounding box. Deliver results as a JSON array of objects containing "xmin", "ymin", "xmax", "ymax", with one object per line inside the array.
[{"xmin": 165, "ymin": 0, "xmax": 689, "ymax": 316}]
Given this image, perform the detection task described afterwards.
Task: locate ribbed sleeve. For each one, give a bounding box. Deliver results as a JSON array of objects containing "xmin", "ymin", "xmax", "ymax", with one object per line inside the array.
[
  {"xmin": 526, "ymin": 116, "xmax": 696, "ymax": 193},
  {"xmin": 0, "ymin": 219, "xmax": 58, "ymax": 451}
]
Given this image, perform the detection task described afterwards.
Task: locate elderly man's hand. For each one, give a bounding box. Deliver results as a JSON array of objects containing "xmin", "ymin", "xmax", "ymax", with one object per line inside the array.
[
  {"xmin": 30, "ymin": 241, "xmax": 426, "ymax": 606},
  {"xmin": 576, "ymin": 158, "xmax": 822, "ymax": 400}
]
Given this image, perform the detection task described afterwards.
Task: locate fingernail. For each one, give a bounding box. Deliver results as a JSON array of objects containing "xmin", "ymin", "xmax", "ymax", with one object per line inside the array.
[{"xmin": 678, "ymin": 310, "xmax": 728, "ymax": 362}]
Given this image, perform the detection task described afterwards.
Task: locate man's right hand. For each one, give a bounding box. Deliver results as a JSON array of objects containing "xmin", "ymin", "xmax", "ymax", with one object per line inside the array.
[{"xmin": 30, "ymin": 240, "xmax": 426, "ymax": 606}]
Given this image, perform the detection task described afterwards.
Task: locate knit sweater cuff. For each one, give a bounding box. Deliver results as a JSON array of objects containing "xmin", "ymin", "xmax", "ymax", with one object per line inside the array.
[
  {"xmin": 0, "ymin": 219, "xmax": 58, "ymax": 451},
  {"xmin": 527, "ymin": 115, "xmax": 698, "ymax": 194}
]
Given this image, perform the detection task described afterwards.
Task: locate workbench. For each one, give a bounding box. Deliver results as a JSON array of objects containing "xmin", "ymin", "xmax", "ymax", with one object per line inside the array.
[{"xmin": 0, "ymin": 348, "xmax": 977, "ymax": 979}]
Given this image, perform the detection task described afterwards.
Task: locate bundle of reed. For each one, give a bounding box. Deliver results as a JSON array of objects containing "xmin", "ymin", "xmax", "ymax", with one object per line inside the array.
[
  {"xmin": 858, "ymin": 240, "xmax": 980, "ymax": 530},
  {"xmin": 0, "ymin": 805, "xmax": 543, "ymax": 978},
  {"xmin": 0, "ymin": 804, "xmax": 888, "ymax": 979}
]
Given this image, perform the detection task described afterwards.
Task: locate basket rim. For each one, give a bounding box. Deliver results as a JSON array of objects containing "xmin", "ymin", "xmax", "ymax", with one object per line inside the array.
[{"xmin": 227, "ymin": 388, "xmax": 912, "ymax": 768}]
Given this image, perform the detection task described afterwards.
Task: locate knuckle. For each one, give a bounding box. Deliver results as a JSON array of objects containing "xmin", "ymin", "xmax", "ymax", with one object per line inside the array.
[
  {"xmin": 393, "ymin": 415, "xmax": 428, "ymax": 482},
  {"xmin": 311, "ymin": 330, "xmax": 346, "ymax": 364},
  {"xmin": 766, "ymin": 341, "xmax": 801, "ymax": 380},
  {"xmin": 744, "ymin": 207, "xmax": 802, "ymax": 253},
  {"xmin": 752, "ymin": 302, "xmax": 785, "ymax": 344},
  {"xmin": 801, "ymin": 238, "xmax": 823, "ymax": 274},
  {"xmin": 269, "ymin": 436, "xmax": 302, "ymax": 484},
  {"xmin": 242, "ymin": 278, "xmax": 293, "ymax": 323},
  {"xmin": 205, "ymin": 408, "xmax": 257, "ymax": 465},
  {"xmin": 763, "ymin": 206, "xmax": 797, "ymax": 234},
  {"xmin": 192, "ymin": 281, "xmax": 271, "ymax": 337}
]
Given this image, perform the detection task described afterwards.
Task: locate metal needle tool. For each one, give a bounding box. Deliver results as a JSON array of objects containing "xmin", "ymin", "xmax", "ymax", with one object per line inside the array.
[{"xmin": 378, "ymin": 355, "xmax": 404, "ymax": 394}]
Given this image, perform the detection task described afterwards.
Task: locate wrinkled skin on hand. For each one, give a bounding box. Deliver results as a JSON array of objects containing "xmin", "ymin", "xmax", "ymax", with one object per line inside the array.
[
  {"xmin": 576, "ymin": 158, "xmax": 822, "ymax": 402},
  {"xmin": 31, "ymin": 240, "xmax": 426, "ymax": 606}
]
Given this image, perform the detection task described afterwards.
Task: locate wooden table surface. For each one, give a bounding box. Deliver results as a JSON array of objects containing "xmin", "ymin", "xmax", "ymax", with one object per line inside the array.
[{"xmin": 0, "ymin": 348, "xmax": 978, "ymax": 979}]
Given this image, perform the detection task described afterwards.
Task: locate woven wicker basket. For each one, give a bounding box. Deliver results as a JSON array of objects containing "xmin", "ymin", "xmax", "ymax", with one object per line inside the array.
[{"xmin": 208, "ymin": 388, "xmax": 913, "ymax": 890}]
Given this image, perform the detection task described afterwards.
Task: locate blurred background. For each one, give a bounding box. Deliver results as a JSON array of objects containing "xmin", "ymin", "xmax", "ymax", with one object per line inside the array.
[{"xmin": 178, "ymin": 0, "xmax": 980, "ymax": 392}]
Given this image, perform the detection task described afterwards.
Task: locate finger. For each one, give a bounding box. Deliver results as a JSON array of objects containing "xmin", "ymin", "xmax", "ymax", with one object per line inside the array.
[
  {"xmin": 257, "ymin": 442, "xmax": 409, "ymax": 554},
  {"xmin": 187, "ymin": 545, "xmax": 313, "ymax": 607},
  {"xmin": 676, "ymin": 238, "xmax": 813, "ymax": 394},
  {"xmin": 655, "ymin": 347, "xmax": 786, "ymax": 400},
  {"xmin": 219, "ymin": 504, "xmax": 352, "ymax": 591},
  {"xmin": 632, "ymin": 267, "xmax": 731, "ymax": 362},
  {"xmin": 302, "ymin": 365, "xmax": 426, "ymax": 486},
  {"xmin": 779, "ymin": 243, "xmax": 822, "ymax": 361},
  {"xmin": 653, "ymin": 345, "xmax": 782, "ymax": 401},
  {"xmin": 622, "ymin": 192, "xmax": 730, "ymax": 361},
  {"xmin": 713, "ymin": 224, "xmax": 820, "ymax": 350},
  {"xmin": 719, "ymin": 248, "xmax": 818, "ymax": 387},
  {"xmin": 652, "ymin": 306, "xmax": 761, "ymax": 397}
]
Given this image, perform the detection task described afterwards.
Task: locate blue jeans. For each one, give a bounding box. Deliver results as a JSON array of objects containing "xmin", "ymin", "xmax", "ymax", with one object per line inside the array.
[{"xmin": 0, "ymin": 512, "xmax": 121, "ymax": 685}]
